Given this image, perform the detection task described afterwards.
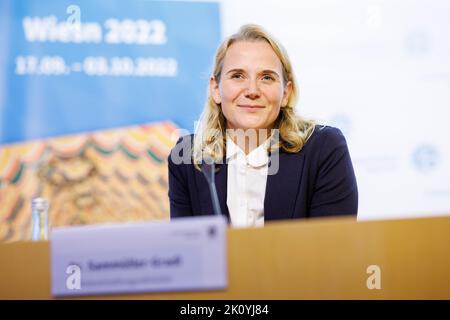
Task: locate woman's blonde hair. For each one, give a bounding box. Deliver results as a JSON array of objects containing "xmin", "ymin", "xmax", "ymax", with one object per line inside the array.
[{"xmin": 193, "ymin": 24, "xmax": 315, "ymax": 168}]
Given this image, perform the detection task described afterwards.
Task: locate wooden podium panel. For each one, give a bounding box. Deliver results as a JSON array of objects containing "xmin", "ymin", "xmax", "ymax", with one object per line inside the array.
[{"xmin": 1, "ymin": 215, "xmax": 450, "ymax": 299}]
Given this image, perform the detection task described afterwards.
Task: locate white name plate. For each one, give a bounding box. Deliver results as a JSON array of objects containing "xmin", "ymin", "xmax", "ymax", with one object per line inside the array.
[{"xmin": 51, "ymin": 216, "xmax": 228, "ymax": 297}]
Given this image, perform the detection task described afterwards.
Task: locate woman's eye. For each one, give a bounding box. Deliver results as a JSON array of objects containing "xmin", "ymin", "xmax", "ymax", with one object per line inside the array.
[
  {"xmin": 262, "ymin": 74, "xmax": 275, "ymax": 81},
  {"xmin": 231, "ymin": 73, "xmax": 243, "ymax": 79}
]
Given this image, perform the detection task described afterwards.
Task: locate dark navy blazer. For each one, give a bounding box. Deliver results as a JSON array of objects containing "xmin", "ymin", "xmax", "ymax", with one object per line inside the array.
[{"xmin": 168, "ymin": 125, "xmax": 358, "ymax": 221}]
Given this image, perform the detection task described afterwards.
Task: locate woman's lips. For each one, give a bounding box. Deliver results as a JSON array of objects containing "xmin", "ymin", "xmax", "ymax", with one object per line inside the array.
[{"xmin": 238, "ymin": 104, "xmax": 265, "ymax": 111}]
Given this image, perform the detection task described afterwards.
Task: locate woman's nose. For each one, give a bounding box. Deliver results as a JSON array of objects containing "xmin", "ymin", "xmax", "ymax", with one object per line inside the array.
[{"xmin": 244, "ymin": 79, "xmax": 261, "ymax": 99}]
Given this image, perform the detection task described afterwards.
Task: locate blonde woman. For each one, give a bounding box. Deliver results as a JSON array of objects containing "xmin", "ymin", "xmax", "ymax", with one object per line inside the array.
[{"xmin": 168, "ymin": 24, "xmax": 358, "ymax": 227}]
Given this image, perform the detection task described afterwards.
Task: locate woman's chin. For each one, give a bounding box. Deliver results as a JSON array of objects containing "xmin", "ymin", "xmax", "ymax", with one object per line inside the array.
[{"xmin": 232, "ymin": 124, "xmax": 268, "ymax": 131}]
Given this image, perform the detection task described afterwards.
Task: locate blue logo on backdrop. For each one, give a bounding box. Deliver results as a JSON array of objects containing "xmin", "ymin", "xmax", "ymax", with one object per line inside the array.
[
  {"xmin": 0, "ymin": 0, "xmax": 221, "ymax": 144},
  {"xmin": 412, "ymin": 144, "xmax": 439, "ymax": 172},
  {"xmin": 405, "ymin": 30, "xmax": 431, "ymax": 56}
]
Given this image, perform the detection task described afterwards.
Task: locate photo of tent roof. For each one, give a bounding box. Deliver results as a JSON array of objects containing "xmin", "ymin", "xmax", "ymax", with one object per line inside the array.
[{"xmin": 0, "ymin": 121, "xmax": 179, "ymax": 242}]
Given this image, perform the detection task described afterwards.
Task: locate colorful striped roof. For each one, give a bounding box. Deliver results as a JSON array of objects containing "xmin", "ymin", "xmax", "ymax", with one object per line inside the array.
[{"xmin": 0, "ymin": 121, "xmax": 180, "ymax": 242}]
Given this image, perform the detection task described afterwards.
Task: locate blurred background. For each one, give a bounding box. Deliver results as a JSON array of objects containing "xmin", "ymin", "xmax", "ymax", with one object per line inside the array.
[{"xmin": 1, "ymin": 0, "xmax": 449, "ymax": 241}]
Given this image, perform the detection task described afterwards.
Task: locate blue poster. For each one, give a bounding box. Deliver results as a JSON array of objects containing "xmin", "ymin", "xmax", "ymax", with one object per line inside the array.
[{"xmin": 0, "ymin": 0, "xmax": 221, "ymax": 144}]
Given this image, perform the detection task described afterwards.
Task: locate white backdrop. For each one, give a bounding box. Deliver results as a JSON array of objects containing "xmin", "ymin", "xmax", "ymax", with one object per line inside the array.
[{"xmin": 218, "ymin": 0, "xmax": 450, "ymax": 220}]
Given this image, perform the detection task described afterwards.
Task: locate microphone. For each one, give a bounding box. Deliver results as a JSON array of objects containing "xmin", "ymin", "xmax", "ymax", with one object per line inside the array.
[{"xmin": 201, "ymin": 158, "xmax": 223, "ymax": 217}]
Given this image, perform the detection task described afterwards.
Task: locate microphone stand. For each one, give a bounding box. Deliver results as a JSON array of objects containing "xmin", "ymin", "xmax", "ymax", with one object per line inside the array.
[{"xmin": 201, "ymin": 159, "xmax": 223, "ymax": 217}]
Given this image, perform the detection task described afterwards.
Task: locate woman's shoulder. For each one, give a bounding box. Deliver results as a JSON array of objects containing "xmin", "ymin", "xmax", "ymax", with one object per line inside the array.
[
  {"xmin": 303, "ymin": 124, "xmax": 347, "ymax": 153},
  {"xmin": 172, "ymin": 133, "xmax": 195, "ymax": 148},
  {"xmin": 311, "ymin": 124, "xmax": 345, "ymax": 139},
  {"xmin": 168, "ymin": 134, "xmax": 194, "ymax": 166}
]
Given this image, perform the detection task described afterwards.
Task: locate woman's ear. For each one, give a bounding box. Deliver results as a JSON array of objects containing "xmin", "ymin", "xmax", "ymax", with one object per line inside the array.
[
  {"xmin": 210, "ymin": 76, "xmax": 222, "ymax": 105},
  {"xmin": 281, "ymin": 81, "xmax": 293, "ymax": 107}
]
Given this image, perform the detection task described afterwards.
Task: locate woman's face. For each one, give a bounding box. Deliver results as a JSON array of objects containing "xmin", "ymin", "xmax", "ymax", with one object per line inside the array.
[{"xmin": 210, "ymin": 40, "xmax": 292, "ymax": 131}]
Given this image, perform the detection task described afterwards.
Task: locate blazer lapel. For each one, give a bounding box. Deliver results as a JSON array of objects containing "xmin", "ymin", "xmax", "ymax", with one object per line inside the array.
[{"xmin": 264, "ymin": 150, "xmax": 304, "ymax": 221}]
